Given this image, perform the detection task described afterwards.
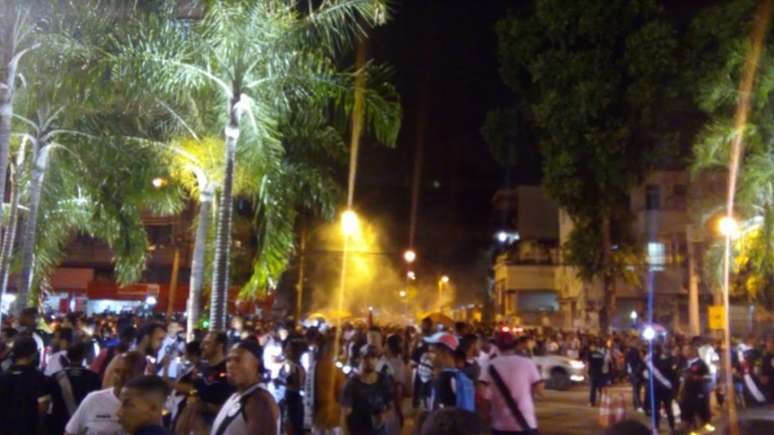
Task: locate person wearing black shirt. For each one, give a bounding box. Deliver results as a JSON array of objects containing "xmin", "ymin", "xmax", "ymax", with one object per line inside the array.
[
  {"xmin": 679, "ymin": 344, "xmax": 711, "ymax": 432},
  {"xmin": 177, "ymin": 332, "xmax": 235, "ymax": 433},
  {"xmin": 647, "ymin": 344, "xmax": 678, "ymax": 433},
  {"xmin": 586, "ymin": 340, "xmax": 606, "ymax": 406},
  {"xmin": 625, "ymin": 339, "xmax": 645, "ymax": 411},
  {"xmin": 0, "ymin": 335, "xmax": 52, "ymax": 435},
  {"xmin": 18, "ymin": 307, "xmax": 49, "ymax": 370},
  {"xmin": 48, "ymin": 342, "xmax": 101, "ymax": 435},
  {"xmin": 343, "ymin": 345, "xmax": 394, "ymax": 435}
]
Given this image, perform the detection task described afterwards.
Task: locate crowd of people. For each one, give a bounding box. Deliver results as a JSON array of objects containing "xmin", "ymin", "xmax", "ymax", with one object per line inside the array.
[{"xmin": 0, "ymin": 307, "xmax": 772, "ymax": 435}]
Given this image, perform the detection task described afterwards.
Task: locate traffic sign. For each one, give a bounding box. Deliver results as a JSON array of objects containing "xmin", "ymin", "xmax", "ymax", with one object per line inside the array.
[{"xmin": 708, "ymin": 305, "xmax": 724, "ymax": 330}]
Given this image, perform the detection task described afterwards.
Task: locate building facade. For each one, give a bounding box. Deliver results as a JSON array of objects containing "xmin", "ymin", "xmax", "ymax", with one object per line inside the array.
[{"xmin": 493, "ymin": 172, "xmax": 715, "ymax": 333}]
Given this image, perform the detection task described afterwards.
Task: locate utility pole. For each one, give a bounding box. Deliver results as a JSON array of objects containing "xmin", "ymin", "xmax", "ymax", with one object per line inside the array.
[
  {"xmin": 687, "ymin": 224, "xmax": 700, "ymax": 336},
  {"xmin": 167, "ymin": 247, "xmax": 181, "ymax": 322}
]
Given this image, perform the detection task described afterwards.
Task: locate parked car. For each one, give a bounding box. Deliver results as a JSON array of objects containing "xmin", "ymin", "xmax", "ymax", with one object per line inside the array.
[{"xmin": 533, "ymin": 354, "xmax": 586, "ymax": 390}]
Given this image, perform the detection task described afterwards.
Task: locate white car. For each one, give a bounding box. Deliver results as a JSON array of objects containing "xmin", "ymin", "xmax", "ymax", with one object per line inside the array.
[{"xmin": 532, "ymin": 354, "xmax": 586, "ymax": 390}]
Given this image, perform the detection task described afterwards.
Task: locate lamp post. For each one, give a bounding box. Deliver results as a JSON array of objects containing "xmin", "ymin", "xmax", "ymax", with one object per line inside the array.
[
  {"xmin": 718, "ymin": 215, "xmax": 739, "ymax": 428},
  {"xmin": 438, "ymin": 275, "xmax": 450, "ymax": 309}
]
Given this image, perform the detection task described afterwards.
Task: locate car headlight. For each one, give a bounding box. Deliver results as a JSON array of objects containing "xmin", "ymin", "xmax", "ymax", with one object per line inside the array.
[{"xmin": 569, "ymin": 360, "xmax": 585, "ymax": 369}]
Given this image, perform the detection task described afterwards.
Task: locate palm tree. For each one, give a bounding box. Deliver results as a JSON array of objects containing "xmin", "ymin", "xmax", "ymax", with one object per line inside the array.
[
  {"xmin": 0, "ymin": 3, "xmax": 39, "ymax": 270},
  {"xmin": 4, "ymin": 1, "xmax": 186, "ymax": 310},
  {"xmin": 112, "ymin": 0, "xmax": 398, "ymax": 331},
  {"xmin": 690, "ymin": 15, "xmax": 774, "ymax": 311}
]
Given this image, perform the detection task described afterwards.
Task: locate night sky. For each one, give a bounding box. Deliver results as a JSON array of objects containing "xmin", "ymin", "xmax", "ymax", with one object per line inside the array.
[
  {"xmin": 347, "ymin": 0, "xmax": 714, "ymax": 298},
  {"xmin": 355, "ymin": 0, "xmax": 521, "ymax": 295}
]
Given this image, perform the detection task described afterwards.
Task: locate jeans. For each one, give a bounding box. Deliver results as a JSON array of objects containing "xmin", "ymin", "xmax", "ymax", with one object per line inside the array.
[
  {"xmin": 589, "ymin": 376, "xmax": 605, "ymax": 406},
  {"xmin": 653, "ymin": 392, "xmax": 675, "ymax": 431},
  {"xmin": 630, "ymin": 376, "xmax": 644, "ymax": 409}
]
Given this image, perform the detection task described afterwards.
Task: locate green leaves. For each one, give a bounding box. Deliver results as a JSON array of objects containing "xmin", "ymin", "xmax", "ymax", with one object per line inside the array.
[{"xmin": 492, "ymin": 0, "xmax": 678, "ymax": 292}]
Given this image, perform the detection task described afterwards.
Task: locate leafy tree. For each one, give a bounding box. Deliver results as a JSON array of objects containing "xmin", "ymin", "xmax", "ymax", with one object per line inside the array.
[
  {"xmin": 8, "ymin": 0, "xmax": 183, "ymax": 310},
  {"xmin": 110, "ymin": 0, "xmax": 399, "ymax": 330},
  {"xmin": 689, "ymin": 0, "xmax": 774, "ymax": 311},
  {"xmin": 492, "ymin": 0, "xmax": 678, "ymax": 331}
]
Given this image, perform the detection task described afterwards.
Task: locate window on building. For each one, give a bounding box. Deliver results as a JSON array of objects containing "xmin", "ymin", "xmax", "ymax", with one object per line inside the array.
[
  {"xmin": 647, "ymin": 242, "xmax": 665, "ymax": 270},
  {"xmin": 645, "ymin": 185, "xmax": 660, "ymax": 210}
]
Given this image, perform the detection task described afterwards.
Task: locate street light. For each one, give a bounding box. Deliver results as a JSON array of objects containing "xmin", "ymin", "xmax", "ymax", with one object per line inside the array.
[
  {"xmin": 642, "ymin": 325, "xmax": 656, "ymax": 341},
  {"xmin": 403, "ymin": 249, "xmax": 417, "ymax": 264},
  {"xmin": 399, "ymin": 290, "xmax": 406, "ymax": 298},
  {"xmin": 718, "ymin": 216, "xmax": 740, "ymax": 239},
  {"xmin": 630, "ymin": 310, "xmax": 638, "ymax": 321},
  {"xmin": 440, "ymin": 275, "xmax": 450, "ymax": 285},
  {"xmin": 341, "ymin": 210, "xmax": 359, "ymax": 236},
  {"xmin": 407, "ymin": 271, "xmax": 416, "ymax": 281},
  {"xmin": 151, "ymin": 177, "xmax": 167, "ymax": 189}
]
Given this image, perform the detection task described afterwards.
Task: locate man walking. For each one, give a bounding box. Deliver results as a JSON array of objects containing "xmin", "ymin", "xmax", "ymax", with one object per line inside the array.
[
  {"xmin": 645, "ymin": 344, "xmax": 677, "ymax": 433},
  {"xmin": 586, "ymin": 339, "xmax": 607, "ymax": 407},
  {"xmin": 0, "ymin": 335, "xmax": 52, "ymax": 434},
  {"xmin": 679, "ymin": 343, "xmax": 711, "ymax": 432},
  {"xmin": 49, "ymin": 342, "xmax": 101, "ymax": 435},
  {"xmin": 625, "ymin": 338, "xmax": 645, "ymax": 412},
  {"xmin": 478, "ymin": 331, "xmax": 543, "ymax": 435}
]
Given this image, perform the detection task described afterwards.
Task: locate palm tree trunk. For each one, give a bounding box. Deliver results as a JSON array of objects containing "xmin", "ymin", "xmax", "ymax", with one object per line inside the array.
[
  {"xmin": 209, "ymin": 97, "xmax": 241, "ymax": 331},
  {"xmin": 0, "ymin": 161, "xmax": 22, "ymax": 325},
  {"xmin": 0, "ymin": 12, "xmax": 36, "ymax": 276},
  {"xmin": 187, "ymin": 183, "xmax": 213, "ymax": 340},
  {"xmin": 16, "ymin": 144, "xmax": 52, "ymax": 311}
]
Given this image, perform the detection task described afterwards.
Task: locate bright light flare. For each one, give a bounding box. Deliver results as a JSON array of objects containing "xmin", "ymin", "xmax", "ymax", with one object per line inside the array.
[
  {"xmin": 642, "ymin": 325, "xmax": 656, "ymax": 341},
  {"xmin": 630, "ymin": 310, "xmax": 638, "ymax": 321},
  {"xmin": 403, "ymin": 249, "xmax": 417, "ymax": 263},
  {"xmin": 145, "ymin": 296, "xmax": 157, "ymax": 306},
  {"xmin": 151, "ymin": 177, "xmax": 167, "ymax": 189},
  {"xmin": 341, "ymin": 210, "xmax": 359, "ymax": 236},
  {"xmin": 407, "ymin": 271, "xmax": 416, "ymax": 281},
  {"xmin": 399, "ymin": 290, "xmax": 407, "ymax": 298},
  {"xmin": 717, "ymin": 216, "xmax": 740, "ymax": 239},
  {"xmin": 496, "ymin": 231, "xmax": 509, "ymax": 243},
  {"xmin": 440, "ymin": 275, "xmax": 450, "ymax": 284}
]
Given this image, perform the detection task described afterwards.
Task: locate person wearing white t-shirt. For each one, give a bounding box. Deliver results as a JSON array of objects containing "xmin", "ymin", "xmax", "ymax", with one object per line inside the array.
[
  {"xmin": 478, "ymin": 332, "xmax": 544, "ymax": 435},
  {"xmin": 65, "ymin": 350, "xmax": 146, "ymax": 435}
]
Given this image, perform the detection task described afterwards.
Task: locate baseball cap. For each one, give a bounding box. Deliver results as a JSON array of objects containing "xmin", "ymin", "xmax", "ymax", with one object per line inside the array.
[{"xmin": 424, "ymin": 332, "xmax": 459, "ymax": 351}]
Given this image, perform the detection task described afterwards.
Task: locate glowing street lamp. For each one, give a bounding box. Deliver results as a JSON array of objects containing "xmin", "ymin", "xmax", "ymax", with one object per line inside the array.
[
  {"xmin": 407, "ymin": 271, "xmax": 416, "ymax": 281},
  {"xmin": 403, "ymin": 249, "xmax": 417, "ymax": 264},
  {"xmin": 341, "ymin": 210, "xmax": 359, "ymax": 236},
  {"xmin": 399, "ymin": 290, "xmax": 407, "ymax": 298},
  {"xmin": 151, "ymin": 177, "xmax": 167, "ymax": 189},
  {"xmin": 717, "ymin": 216, "xmax": 740, "ymax": 239},
  {"xmin": 642, "ymin": 325, "xmax": 656, "ymax": 341},
  {"xmin": 630, "ymin": 310, "xmax": 638, "ymax": 321},
  {"xmin": 440, "ymin": 275, "xmax": 450, "ymax": 285}
]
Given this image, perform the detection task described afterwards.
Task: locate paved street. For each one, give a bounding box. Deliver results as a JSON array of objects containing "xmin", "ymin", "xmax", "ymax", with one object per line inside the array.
[
  {"xmin": 403, "ymin": 383, "xmax": 677, "ymax": 435},
  {"xmin": 535, "ymin": 384, "xmax": 635, "ymax": 435}
]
